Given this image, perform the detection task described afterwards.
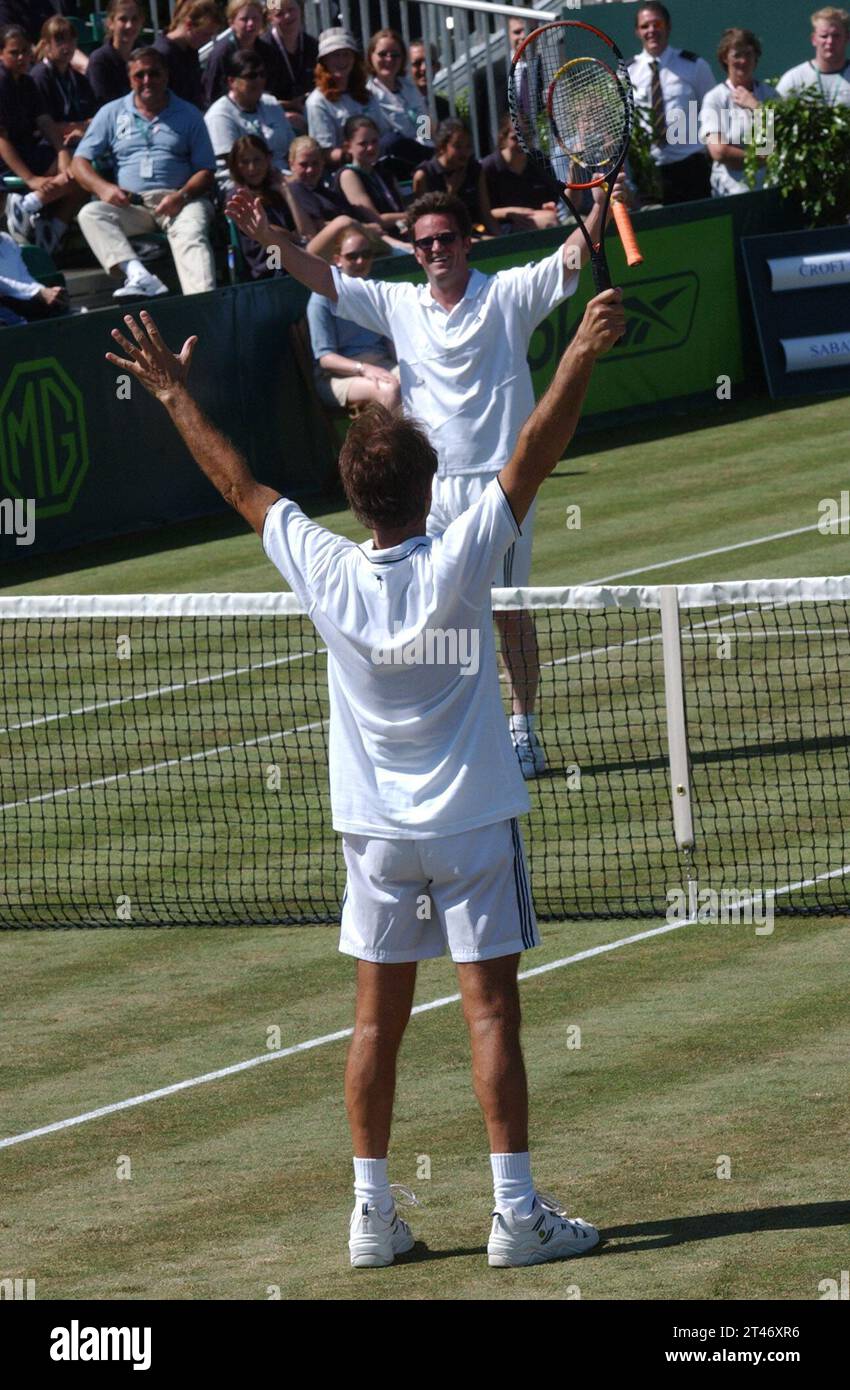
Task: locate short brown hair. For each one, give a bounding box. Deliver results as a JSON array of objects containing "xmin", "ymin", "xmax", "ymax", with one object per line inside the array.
[
  {"xmin": 405, "ymin": 190, "xmax": 471, "ymax": 241},
  {"xmin": 717, "ymin": 27, "xmax": 762, "ymax": 70},
  {"xmin": 338, "ymin": 405, "xmax": 436, "ymax": 530}
]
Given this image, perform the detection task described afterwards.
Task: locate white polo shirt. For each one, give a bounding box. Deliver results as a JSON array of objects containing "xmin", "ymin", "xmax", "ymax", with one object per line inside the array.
[
  {"xmin": 262, "ymin": 478, "xmax": 530, "ymax": 838},
  {"xmin": 776, "ymin": 59, "xmax": 850, "ymax": 107},
  {"xmin": 698, "ymin": 79, "xmax": 777, "ymax": 195},
  {"xmin": 628, "ymin": 45, "xmax": 716, "ymax": 165},
  {"xmin": 331, "ymin": 248, "xmax": 578, "ymax": 477}
]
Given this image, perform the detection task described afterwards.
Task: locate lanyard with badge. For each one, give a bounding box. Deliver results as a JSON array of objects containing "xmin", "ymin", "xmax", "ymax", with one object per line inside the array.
[
  {"xmin": 814, "ymin": 58, "xmax": 850, "ymax": 104},
  {"xmin": 133, "ymin": 109, "xmax": 158, "ymax": 179}
]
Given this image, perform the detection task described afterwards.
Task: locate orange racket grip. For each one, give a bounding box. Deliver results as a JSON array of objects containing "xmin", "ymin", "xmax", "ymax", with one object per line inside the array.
[{"xmin": 612, "ymin": 200, "xmax": 643, "ymax": 268}]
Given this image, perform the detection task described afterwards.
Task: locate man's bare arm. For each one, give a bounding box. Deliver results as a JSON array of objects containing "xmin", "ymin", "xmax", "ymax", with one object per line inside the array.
[
  {"xmin": 105, "ymin": 312, "xmax": 281, "ymax": 536},
  {"xmin": 226, "ymin": 189, "xmax": 337, "ymax": 300},
  {"xmin": 498, "ymin": 289, "xmax": 625, "ymax": 525}
]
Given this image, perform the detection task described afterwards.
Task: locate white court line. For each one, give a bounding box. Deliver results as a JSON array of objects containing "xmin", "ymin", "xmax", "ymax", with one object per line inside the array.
[
  {"xmin": 0, "ymin": 647, "xmax": 326, "ymax": 738},
  {"xmin": 0, "ymin": 718, "xmax": 327, "ymax": 814},
  {"xmin": 3, "ymin": 862, "xmax": 848, "ymax": 1152},
  {"xmin": 587, "ymin": 519, "xmax": 850, "ymax": 586}
]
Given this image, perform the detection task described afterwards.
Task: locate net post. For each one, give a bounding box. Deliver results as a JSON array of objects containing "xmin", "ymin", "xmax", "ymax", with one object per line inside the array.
[{"xmin": 659, "ymin": 586, "xmax": 695, "ymax": 853}]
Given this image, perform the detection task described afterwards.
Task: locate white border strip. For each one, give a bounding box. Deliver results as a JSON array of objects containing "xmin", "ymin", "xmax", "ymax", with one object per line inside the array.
[{"xmin": 2, "ymin": 578, "xmax": 849, "ymax": 620}]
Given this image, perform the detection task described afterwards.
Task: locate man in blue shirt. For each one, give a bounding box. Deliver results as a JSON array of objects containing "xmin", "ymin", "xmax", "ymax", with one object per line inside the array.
[
  {"xmin": 71, "ymin": 46, "xmax": 216, "ymax": 298},
  {"xmin": 307, "ymin": 225, "xmax": 400, "ymax": 410}
]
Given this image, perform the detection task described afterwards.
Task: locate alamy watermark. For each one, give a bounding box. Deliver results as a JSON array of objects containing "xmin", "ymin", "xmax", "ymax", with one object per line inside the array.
[
  {"xmin": 654, "ymin": 100, "xmax": 775, "ymax": 154},
  {"xmin": 666, "ymin": 883, "xmax": 775, "ymax": 935},
  {"xmin": 371, "ymin": 623, "xmax": 480, "ymax": 676},
  {"xmin": 0, "ymin": 497, "xmax": 35, "ymax": 546}
]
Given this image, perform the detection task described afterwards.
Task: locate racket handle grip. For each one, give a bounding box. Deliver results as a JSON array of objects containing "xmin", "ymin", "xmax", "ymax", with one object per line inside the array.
[{"xmin": 612, "ymin": 200, "xmax": 643, "ymax": 268}]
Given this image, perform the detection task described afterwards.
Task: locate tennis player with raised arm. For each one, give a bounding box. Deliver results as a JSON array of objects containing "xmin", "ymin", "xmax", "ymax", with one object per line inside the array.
[
  {"xmin": 105, "ymin": 286, "xmax": 624, "ymax": 1269},
  {"xmin": 226, "ymin": 182, "xmax": 621, "ymax": 781}
]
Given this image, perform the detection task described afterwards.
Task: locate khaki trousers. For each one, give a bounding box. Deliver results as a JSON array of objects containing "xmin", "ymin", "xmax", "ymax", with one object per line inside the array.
[{"xmin": 78, "ymin": 189, "xmax": 216, "ymax": 295}]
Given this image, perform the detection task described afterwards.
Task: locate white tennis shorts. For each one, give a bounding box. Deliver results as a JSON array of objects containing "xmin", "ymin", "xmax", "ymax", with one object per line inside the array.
[
  {"xmin": 427, "ymin": 473, "xmax": 537, "ymax": 587},
  {"xmin": 339, "ymin": 818, "xmax": 539, "ymax": 964}
]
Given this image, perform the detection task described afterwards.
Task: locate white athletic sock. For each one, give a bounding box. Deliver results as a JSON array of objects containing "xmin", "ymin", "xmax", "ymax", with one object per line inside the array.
[
  {"xmin": 21, "ymin": 192, "xmax": 43, "ymax": 214},
  {"xmin": 509, "ymin": 713, "xmax": 536, "ymax": 737},
  {"xmin": 353, "ymin": 1156, "xmax": 393, "ymax": 1217},
  {"xmin": 119, "ymin": 257, "xmax": 147, "ymax": 282},
  {"xmin": 491, "ymin": 1150, "xmax": 536, "ymax": 1219}
]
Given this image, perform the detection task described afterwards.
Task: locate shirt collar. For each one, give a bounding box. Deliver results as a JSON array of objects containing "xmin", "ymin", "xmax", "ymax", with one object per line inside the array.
[
  {"xmin": 640, "ymin": 45, "xmax": 672, "ymax": 67},
  {"xmin": 418, "ymin": 266, "xmax": 487, "ymax": 311},
  {"xmin": 359, "ymin": 535, "xmax": 430, "ymax": 563}
]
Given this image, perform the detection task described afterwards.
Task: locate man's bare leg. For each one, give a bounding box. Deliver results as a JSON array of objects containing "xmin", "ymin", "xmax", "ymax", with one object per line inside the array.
[
  {"xmin": 345, "ymin": 959, "xmax": 418, "ymax": 1158},
  {"xmin": 455, "ymin": 953, "xmax": 528, "ymax": 1152},
  {"xmin": 495, "ymin": 609, "xmax": 540, "ymax": 715}
]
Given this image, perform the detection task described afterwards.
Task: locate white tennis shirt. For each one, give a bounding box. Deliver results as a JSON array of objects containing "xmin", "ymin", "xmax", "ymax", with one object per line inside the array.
[
  {"xmin": 331, "ymin": 248, "xmax": 578, "ymax": 477},
  {"xmin": 262, "ymin": 478, "xmax": 530, "ymax": 837}
]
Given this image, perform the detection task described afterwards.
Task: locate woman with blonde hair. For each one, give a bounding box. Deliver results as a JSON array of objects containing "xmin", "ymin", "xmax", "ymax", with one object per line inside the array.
[
  {"xmin": 31, "ymin": 14, "xmax": 95, "ymax": 150},
  {"xmin": 305, "ymin": 28, "xmax": 379, "ymax": 168},
  {"xmin": 154, "ymin": 0, "xmax": 223, "ymax": 109},
  {"xmin": 203, "ymin": 0, "xmax": 266, "ymax": 108}
]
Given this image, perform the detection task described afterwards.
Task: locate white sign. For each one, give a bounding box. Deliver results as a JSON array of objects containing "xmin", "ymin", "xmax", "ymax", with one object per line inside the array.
[
  {"xmin": 781, "ymin": 333, "xmax": 850, "ymax": 372},
  {"xmin": 769, "ymin": 251, "xmax": 850, "ymax": 292}
]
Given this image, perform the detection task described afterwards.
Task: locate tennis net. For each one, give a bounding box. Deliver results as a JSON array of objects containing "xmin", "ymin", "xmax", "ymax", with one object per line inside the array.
[{"xmin": 1, "ymin": 580, "xmax": 848, "ymax": 927}]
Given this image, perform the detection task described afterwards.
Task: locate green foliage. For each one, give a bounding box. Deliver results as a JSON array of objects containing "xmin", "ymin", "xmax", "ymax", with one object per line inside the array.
[
  {"xmin": 628, "ymin": 105, "xmax": 663, "ymax": 205},
  {"xmin": 745, "ymin": 89, "xmax": 850, "ymax": 226}
]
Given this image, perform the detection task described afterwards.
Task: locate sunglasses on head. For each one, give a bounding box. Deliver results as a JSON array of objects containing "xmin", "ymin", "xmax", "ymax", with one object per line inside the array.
[{"xmin": 413, "ymin": 230, "xmax": 459, "ymax": 252}]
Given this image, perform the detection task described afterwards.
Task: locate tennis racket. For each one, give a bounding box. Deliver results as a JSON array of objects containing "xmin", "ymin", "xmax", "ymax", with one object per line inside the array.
[{"xmin": 509, "ymin": 20, "xmax": 643, "ymax": 293}]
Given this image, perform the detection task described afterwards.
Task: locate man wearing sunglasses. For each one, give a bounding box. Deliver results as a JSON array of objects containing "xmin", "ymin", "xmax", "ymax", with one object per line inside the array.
[{"xmin": 228, "ymin": 181, "xmax": 613, "ymax": 777}]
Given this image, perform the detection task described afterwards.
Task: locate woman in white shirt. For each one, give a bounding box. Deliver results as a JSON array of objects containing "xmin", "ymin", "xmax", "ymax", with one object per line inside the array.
[
  {"xmin": 700, "ymin": 27, "xmax": 778, "ymax": 197},
  {"xmin": 365, "ymin": 27, "xmax": 432, "ymax": 176}
]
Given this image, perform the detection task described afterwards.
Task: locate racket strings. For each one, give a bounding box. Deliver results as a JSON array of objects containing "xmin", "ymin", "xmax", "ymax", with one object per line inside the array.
[{"xmin": 549, "ymin": 59, "xmax": 627, "ymax": 171}]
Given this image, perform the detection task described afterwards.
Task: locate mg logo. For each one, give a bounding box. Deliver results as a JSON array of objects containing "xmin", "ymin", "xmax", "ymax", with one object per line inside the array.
[
  {"xmin": 0, "ymin": 358, "xmax": 89, "ymax": 518},
  {"xmin": 613, "ymin": 272, "xmax": 699, "ymax": 357}
]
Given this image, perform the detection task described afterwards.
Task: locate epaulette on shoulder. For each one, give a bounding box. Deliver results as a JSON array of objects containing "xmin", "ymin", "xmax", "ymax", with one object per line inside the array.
[{"xmin": 680, "ymin": 49, "xmax": 699, "ymax": 63}]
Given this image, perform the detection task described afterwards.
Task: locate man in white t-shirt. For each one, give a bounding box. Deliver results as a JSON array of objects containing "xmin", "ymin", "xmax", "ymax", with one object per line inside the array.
[
  {"xmin": 777, "ymin": 6, "xmax": 850, "ymax": 107},
  {"xmin": 226, "ymin": 182, "xmax": 616, "ymax": 782},
  {"xmin": 106, "ymin": 288, "xmax": 624, "ymax": 1270}
]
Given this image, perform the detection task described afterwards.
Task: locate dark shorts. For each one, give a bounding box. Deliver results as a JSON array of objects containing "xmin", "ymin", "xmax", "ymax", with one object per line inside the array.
[{"xmin": 0, "ymin": 142, "xmax": 56, "ymax": 179}]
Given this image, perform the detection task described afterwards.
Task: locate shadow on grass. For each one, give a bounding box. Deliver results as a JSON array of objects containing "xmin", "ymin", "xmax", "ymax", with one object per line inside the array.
[{"xmin": 599, "ymin": 1200, "xmax": 850, "ymax": 1254}]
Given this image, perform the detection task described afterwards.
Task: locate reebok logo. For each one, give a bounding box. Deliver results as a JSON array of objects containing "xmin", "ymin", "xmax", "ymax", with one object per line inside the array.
[{"xmin": 50, "ymin": 1321, "xmax": 151, "ymax": 1371}]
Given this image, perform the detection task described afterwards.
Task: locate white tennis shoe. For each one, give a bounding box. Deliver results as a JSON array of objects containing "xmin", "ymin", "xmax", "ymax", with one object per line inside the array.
[
  {"xmin": 512, "ymin": 729, "xmax": 547, "ymax": 779},
  {"xmin": 349, "ymin": 1185, "xmax": 418, "ymax": 1268},
  {"xmin": 488, "ymin": 1193, "xmax": 600, "ymax": 1267}
]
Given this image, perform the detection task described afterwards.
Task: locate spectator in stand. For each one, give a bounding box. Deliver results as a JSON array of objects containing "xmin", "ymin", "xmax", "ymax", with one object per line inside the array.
[
  {"xmin": 0, "ymin": 24, "xmax": 88, "ymax": 257},
  {"xmin": 87, "ymin": 0, "xmax": 144, "ymax": 110},
  {"xmin": 282, "ymin": 132, "xmax": 390, "ymax": 246},
  {"xmin": 627, "ymin": 2, "xmax": 714, "ymax": 204},
  {"xmin": 412, "ymin": 117, "xmax": 498, "ymax": 236},
  {"xmin": 700, "ymin": 29, "xmax": 777, "ymax": 197},
  {"xmin": 154, "ymin": 0, "xmax": 223, "ymax": 111},
  {"xmin": 336, "ymin": 114, "xmax": 406, "ymax": 236},
  {"xmin": 227, "ymin": 130, "xmax": 361, "ymax": 272},
  {"xmin": 306, "ymin": 28, "xmax": 379, "ymax": 168},
  {"xmin": 0, "ymin": 224, "xmax": 68, "ymax": 322},
  {"xmin": 483, "ymin": 115, "xmax": 559, "ymax": 232},
  {"xmin": 365, "ymin": 28, "xmax": 431, "ymax": 175},
  {"xmin": 307, "ymin": 223, "xmax": 400, "ymax": 411},
  {"xmin": 202, "ymin": 0, "xmax": 266, "ymax": 108},
  {"xmin": 777, "ymin": 7, "xmax": 850, "ymax": 106},
  {"xmin": 205, "ymin": 48, "xmax": 294, "ymax": 195},
  {"xmin": 408, "ymin": 39, "xmax": 449, "ymax": 124},
  {"xmin": 72, "ymin": 46, "xmax": 217, "ymax": 298},
  {"xmin": 31, "ymin": 15, "xmax": 95, "ymax": 153},
  {"xmin": 257, "ymin": 0, "xmax": 317, "ymax": 133}
]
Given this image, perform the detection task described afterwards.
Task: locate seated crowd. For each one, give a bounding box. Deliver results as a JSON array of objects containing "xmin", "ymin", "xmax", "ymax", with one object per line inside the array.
[{"xmin": 1, "ymin": 0, "xmax": 849, "ymax": 361}]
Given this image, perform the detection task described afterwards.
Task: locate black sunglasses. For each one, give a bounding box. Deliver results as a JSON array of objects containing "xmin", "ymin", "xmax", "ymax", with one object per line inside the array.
[{"xmin": 413, "ymin": 230, "xmax": 459, "ymax": 252}]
